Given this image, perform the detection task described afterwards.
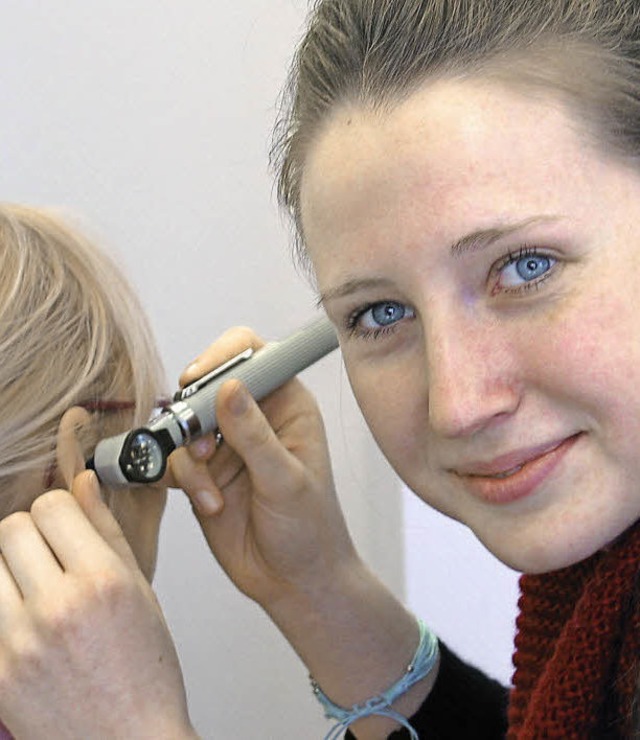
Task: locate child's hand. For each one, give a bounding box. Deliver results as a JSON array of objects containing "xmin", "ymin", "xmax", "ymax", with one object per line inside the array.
[{"xmin": 0, "ymin": 472, "xmax": 197, "ymax": 739}]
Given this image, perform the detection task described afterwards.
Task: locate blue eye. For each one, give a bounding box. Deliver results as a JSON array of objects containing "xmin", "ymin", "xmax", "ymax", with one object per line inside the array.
[
  {"xmin": 516, "ymin": 255, "xmax": 551, "ymax": 280},
  {"xmin": 350, "ymin": 300, "xmax": 415, "ymax": 336},
  {"xmin": 370, "ymin": 302, "xmax": 410, "ymax": 326},
  {"xmin": 499, "ymin": 250, "xmax": 555, "ymax": 289}
]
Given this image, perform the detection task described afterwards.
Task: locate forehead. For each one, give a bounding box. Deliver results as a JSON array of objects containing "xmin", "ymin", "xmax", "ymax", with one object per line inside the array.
[{"xmin": 299, "ymin": 78, "xmax": 609, "ymax": 275}]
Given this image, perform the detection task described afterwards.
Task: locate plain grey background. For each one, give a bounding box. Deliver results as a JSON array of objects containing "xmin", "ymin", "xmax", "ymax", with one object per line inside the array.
[{"xmin": 0, "ymin": 2, "xmax": 519, "ymax": 737}]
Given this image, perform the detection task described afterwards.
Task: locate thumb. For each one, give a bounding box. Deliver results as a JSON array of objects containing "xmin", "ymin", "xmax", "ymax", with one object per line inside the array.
[
  {"xmin": 71, "ymin": 470, "xmax": 141, "ymax": 573},
  {"xmin": 216, "ymin": 380, "xmax": 304, "ymax": 500}
]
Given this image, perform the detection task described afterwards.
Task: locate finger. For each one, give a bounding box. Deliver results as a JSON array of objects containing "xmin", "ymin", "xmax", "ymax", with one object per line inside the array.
[
  {"xmin": 168, "ymin": 448, "xmax": 224, "ymax": 517},
  {"xmin": 215, "ymin": 379, "xmax": 306, "ymax": 500},
  {"xmin": 0, "ymin": 553, "xmax": 25, "ymax": 619},
  {"xmin": 0, "ymin": 511, "xmax": 62, "ymax": 599},
  {"xmin": 70, "ymin": 471, "xmax": 141, "ymax": 573},
  {"xmin": 161, "ymin": 433, "xmax": 217, "ymax": 489},
  {"xmin": 29, "ymin": 488, "xmax": 124, "ymax": 575},
  {"xmin": 187, "ymin": 433, "xmax": 217, "ymax": 462},
  {"xmin": 179, "ymin": 326, "xmax": 264, "ymax": 387}
]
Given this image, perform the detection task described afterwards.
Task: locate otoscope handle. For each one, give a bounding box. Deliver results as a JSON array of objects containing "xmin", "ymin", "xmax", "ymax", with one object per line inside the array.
[{"xmin": 165, "ymin": 315, "xmax": 339, "ymax": 440}]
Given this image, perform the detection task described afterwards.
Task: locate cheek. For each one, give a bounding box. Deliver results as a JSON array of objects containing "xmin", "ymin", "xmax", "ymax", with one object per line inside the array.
[
  {"xmin": 536, "ymin": 290, "xmax": 640, "ymax": 430},
  {"xmin": 345, "ymin": 356, "xmax": 427, "ymax": 470}
]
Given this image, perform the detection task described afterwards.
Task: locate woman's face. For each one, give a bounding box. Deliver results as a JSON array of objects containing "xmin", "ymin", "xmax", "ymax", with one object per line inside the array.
[{"xmin": 300, "ymin": 77, "xmax": 640, "ymax": 573}]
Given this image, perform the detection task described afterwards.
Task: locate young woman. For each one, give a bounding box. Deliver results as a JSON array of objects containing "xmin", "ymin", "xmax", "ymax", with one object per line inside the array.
[{"xmin": 177, "ymin": 0, "xmax": 640, "ymax": 736}]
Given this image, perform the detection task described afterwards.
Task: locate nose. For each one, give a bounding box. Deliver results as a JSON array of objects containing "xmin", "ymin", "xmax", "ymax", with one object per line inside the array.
[{"xmin": 425, "ymin": 311, "xmax": 521, "ymax": 438}]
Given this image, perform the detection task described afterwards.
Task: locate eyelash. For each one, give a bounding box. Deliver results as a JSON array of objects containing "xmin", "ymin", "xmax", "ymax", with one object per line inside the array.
[
  {"xmin": 491, "ymin": 245, "xmax": 557, "ymax": 295},
  {"xmin": 345, "ymin": 302, "xmax": 414, "ymax": 341},
  {"xmin": 346, "ymin": 320, "xmax": 395, "ymax": 341}
]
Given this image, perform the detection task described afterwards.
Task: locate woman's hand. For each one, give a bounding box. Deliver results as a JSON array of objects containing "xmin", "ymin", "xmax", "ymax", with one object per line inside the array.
[
  {"xmin": 0, "ymin": 472, "xmax": 197, "ymax": 740},
  {"xmin": 167, "ymin": 325, "xmax": 358, "ymax": 610},
  {"xmin": 168, "ymin": 328, "xmax": 437, "ymax": 740}
]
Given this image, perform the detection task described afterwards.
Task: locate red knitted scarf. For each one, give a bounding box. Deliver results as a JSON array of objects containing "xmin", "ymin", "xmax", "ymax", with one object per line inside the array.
[{"xmin": 507, "ymin": 521, "xmax": 640, "ymax": 738}]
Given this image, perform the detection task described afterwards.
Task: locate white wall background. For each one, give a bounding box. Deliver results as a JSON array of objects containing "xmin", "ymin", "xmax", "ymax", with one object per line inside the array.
[
  {"xmin": 0, "ymin": 2, "xmax": 520, "ymax": 737},
  {"xmin": 402, "ymin": 489, "xmax": 520, "ymax": 686}
]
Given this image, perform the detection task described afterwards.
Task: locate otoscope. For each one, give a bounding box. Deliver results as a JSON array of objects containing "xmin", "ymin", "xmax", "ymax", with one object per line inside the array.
[{"xmin": 87, "ymin": 316, "xmax": 339, "ymax": 488}]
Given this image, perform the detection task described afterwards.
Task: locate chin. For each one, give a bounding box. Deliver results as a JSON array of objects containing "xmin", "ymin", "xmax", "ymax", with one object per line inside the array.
[
  {"xmin": 484, "ymin": 519, "xmax": 633, "ymax": 575},
  {"xmin": 140, "ymin": 555, "xmax": 157, "ymax": 583}
]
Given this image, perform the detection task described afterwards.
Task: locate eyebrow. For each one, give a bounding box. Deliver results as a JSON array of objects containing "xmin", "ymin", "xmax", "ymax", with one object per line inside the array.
[
  {"xmin": 451, "ymin": 215, "xmax": 561, "ymax": 257},
  {"xmin": 317, "ymin": 276, "xmax": 396, "ymax": 306},
  {"xmin": 318, "ymin": 214, "xmax": 562, "ymax": 306}
]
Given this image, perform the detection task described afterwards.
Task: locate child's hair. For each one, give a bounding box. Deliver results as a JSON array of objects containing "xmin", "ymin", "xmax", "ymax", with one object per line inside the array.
[
  {"xmin": 272, "ymin": 0, "xmax": 640, "ymax": 272},
  {"xmin": 0, "ymin": 203, "xmax": 164, "ymax": 508}
]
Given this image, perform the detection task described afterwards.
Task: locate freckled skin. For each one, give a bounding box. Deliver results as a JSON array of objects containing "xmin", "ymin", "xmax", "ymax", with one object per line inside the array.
[{"xmin": 301, "ymin": 78, "xmax": 640, "ymax": 574}]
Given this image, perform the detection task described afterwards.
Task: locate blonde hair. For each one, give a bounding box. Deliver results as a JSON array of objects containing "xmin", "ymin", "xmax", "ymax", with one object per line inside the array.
[
  {"xmin": 0, "ymin": 204, "xmax": 164, "ymax": 506},
  {"xmin": 272, "ymin": 0, "xmax": 640, "ymax": 273}
]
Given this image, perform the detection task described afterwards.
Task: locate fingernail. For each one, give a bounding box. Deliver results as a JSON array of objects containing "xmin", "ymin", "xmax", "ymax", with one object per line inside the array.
[
  {"xmin": 85, "ymin": 470, "xmax": 106, "ymax": 501},
  {"xmin": 194, "ymin": 490, "xmax": 221, "ymax": 516},
  {"xmin": 193, "ymin": 437, "xmax": 214, "ymax": 458},
  {"xmin": 185, "ymin": 361, "xmax": 200, "ymax": 375},
  {"xmin": 228, "ymin": 383, "xmax": 249, "ymax": 417}
]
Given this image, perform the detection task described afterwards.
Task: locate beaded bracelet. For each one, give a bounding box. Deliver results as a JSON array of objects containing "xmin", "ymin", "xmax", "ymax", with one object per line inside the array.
[{"xmin": 311, "ymin": 618, "xmax": 439, "ymax": 740}]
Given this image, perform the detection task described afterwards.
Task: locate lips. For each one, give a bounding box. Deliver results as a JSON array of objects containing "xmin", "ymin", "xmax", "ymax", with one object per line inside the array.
[{"xmin": 452, "ymin": 433, "xmax": 582, "ymax": 505}]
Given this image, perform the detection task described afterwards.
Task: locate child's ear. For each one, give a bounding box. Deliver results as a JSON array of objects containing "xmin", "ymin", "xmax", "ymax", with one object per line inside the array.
[{"xmin": 55, "ymin": 407, "xmax": 93, "ymax": 489}]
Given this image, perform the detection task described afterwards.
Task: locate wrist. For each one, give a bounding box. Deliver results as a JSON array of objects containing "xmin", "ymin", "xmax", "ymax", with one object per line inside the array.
[
  {"xmin": 263, "ymin": 556, "xmax": 437, "ymax": 713},
  {"xmin": 312, "ymin": 618, "xmax": 439, "ymax": 740},
  {"xmin": 262, "ymin": 550, "xmax": 370, "ymax": 637}
]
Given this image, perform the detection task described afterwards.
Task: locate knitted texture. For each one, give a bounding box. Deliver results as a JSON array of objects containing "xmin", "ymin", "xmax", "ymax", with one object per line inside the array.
[{"xmin": 508, "ymin": 521, "xmax": 640, "ymax": 738}]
